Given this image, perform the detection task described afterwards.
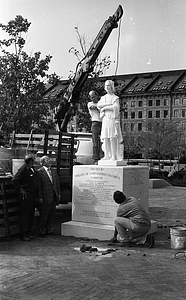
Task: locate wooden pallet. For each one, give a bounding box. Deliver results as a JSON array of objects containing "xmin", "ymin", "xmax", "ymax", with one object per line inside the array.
[{"xmin": 0, "ymin": 177, "xmax": 20, "ymax": 240}]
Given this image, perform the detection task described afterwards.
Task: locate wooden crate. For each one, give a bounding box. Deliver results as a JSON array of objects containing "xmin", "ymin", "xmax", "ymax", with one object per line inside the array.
[
  {"xmin": 10, "ymin": 130, "xmax": 78, "ymax": 202},
  {"xmin": 0, "ymin": 177, "xmax": 20, "ymax": 240}
]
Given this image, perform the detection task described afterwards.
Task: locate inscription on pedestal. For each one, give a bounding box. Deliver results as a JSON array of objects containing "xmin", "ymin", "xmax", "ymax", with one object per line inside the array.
[
  {"xmin": 73, "ymin": 167, "xmax": 123, "ymax": 206},
  {"xmin": 72, "ymin": 166, "xmax": 123, "ymax": 224},
  {"xmin": 72, "ymin": 165, "xmax": 149, "ymax": 225},
  {"xmin": 123, "ymin": 167, "xmax": 149, "ymax": 211},
  {"xmin": 128, "ymin": 169, "xmax": 145, "ymax": 185}
]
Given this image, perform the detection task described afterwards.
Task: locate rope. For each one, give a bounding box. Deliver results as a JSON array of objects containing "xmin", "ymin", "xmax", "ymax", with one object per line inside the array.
[{"xmin": 114, "ymin": 18, "xmax": 122, "ymax": 76}]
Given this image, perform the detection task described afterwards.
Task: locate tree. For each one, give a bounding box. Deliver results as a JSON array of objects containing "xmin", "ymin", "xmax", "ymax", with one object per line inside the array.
[
  {"xmin": 0, "ymin": 15, "xmax": 54, "ymax": 135},
  {"xmin": 122, "ymin": 124, "xmax": 142, "ymax": 162},
  {"xmin": 138, "ymin": 119, "xmax": 185, "ymax": 170}
]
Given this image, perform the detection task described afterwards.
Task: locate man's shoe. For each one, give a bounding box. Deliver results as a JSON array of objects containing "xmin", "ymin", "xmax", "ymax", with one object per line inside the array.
[
  {"xmin": 145, "ymin": 234, "xmax": 155, "ymax": 248},
  {"xmin": 109, "ymin": 237, "xmax": 118, "ymax": 243},
  {"xmin": 117, "ymin": 240, "xmax": 131, "ymax": 247},
  {"xmin": 20, "ymin": 236, "xmax": 31, "ymax": 242},
  {"xmin": 108, "ymin": 239, "xmax": 119, "ymax": 246},
  {"xmin": 108, "ymin": 240, "xmax": 130, "ymax": 247}
]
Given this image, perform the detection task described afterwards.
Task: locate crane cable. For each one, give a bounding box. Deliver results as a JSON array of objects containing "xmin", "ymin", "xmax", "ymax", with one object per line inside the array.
[{"xmin": 114, "ymin": 18, "xmax": 122, "ymax": 76}]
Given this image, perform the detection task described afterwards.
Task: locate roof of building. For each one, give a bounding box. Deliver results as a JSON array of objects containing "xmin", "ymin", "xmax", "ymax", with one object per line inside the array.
[{"xmin": 42, "ymin": 69, "xmax": 186, "ymax": 102}]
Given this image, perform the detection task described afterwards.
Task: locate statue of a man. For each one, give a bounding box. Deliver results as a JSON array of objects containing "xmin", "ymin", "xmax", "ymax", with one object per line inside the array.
[{"xmin": 97, "ymin": 80, "xmax": 123, "ymax": 161}]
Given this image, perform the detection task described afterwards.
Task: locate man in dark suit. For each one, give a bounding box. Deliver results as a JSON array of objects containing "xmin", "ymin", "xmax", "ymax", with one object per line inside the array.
[
  {"xmin": 12, "ymin": 153, "xmax": 40, "ymax": 242},
  {"xmin": 37, "ymin": 156, "xmax": 61, "ymax": 237}
]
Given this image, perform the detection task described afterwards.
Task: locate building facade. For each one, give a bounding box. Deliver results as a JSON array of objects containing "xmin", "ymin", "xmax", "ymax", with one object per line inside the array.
[
  {"xmin": 42, "ymin": 69, "xmax": 186, "ymax": 134},
  {"xmin": 99, "ymin": 69, "xmax": 186, "ymax": 135}
]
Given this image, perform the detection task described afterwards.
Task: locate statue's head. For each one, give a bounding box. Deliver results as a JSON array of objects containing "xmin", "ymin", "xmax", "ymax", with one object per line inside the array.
[{"xmin": 105, "ymin": 80, "xmax": 115, "ymax": 93}]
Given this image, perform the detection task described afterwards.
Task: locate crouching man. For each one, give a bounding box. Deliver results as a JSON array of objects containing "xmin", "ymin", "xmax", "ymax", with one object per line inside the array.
[{"xmin": 109, "ymin": 190, "xmax": 155, "ymax": 248}]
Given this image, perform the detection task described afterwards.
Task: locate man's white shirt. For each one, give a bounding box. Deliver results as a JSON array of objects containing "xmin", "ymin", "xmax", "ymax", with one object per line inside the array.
[{"xmin": 87, "ymin": 101, "xmax": 102, "ymax": 122}]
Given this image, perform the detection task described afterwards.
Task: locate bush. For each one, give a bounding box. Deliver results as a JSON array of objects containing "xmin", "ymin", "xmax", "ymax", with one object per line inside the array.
[
  {"xmin": 149, "ymin": 169, "xmax": 186, "ymax": 187},
  {"xmin": 167, "ymin": 170, "xmax": 186, "ymax": 186},
  {"xmin": 170, "ymin": 170, "xmax": 186, "ymax": 180},
  {"xmin": 149, "ymin": 169, "xmax": 169, "ymax": 179}
]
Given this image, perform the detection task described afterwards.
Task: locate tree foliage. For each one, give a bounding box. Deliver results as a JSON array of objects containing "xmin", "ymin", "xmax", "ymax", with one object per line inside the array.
[
  {"xmin": 138, "ymin": 119, "xmax": 185, "ymax": 166},
  {"xmin": 122, "ymin": 124, "xmax": 141, "ymax": 162},
  {"xmin": 0, "ymin": 15, "xmax": 53, "ymax": 135}
]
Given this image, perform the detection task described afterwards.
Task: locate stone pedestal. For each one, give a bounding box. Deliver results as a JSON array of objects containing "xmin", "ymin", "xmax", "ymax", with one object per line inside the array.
[
  {"xmin": 61, "ymin": 165, "xmax": 157, "ymax": 241},
  {"xmin": 98, "ymin": 159, "xmax": 128, "ymax": 166}
]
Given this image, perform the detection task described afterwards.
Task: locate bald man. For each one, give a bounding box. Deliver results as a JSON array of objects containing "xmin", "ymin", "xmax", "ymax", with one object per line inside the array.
[
  {"xmin": 12, "ymin": 154, "xmax": 40, "ymax": 241},
  {"xmin": 87, "ymin": 91, "xmax": 102, "ymax": 164}
]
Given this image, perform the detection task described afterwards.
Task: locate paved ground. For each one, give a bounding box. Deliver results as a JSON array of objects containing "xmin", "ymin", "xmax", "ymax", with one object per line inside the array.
[{"xmin": 1, "ymin": 186, "xmax": 186, "ymax": 300}]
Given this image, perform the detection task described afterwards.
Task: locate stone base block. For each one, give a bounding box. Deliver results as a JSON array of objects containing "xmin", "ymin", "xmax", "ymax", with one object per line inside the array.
[
  {"xmin": 98, "ymin": 160, "xmax": 127, "ymax": 166},
  {"xmin": 61, "ymin": 220, "xmax": 157, "ymax": 241},
  {"xmin": 149, "ymin": 179, "xmax": 171, "ymax": 189}
]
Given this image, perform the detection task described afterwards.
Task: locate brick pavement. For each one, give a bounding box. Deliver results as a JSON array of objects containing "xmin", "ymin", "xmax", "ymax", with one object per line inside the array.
[
  {"xmin": 149, "ymin": 185, "xmax": 186, "ymax": 227},
  {"xmin": 1, "ymin": 186, "xmax": 186, "ymax": 300}
]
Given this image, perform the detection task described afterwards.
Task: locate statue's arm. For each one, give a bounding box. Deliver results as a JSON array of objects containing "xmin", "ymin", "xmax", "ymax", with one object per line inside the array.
[
  {"xmin": 101, "ymin": 104, "xmax": 114, "ymax": 112},
  {"xmin": 89, "ymin": 103, "xmax": 99, "ymax": 110},
  {"xmin": 101, "ymin": 98, "xmax": 119, "ymax": 112}
]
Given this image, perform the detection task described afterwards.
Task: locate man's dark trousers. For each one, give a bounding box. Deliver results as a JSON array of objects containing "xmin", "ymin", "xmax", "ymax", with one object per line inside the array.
[
  {"xmin": 19, "ymin": 192, "xmax": 36, "ymax": 239},
  {"xmin": 91, "ymin": 121, "xmax": 102, "ymax": 162}
]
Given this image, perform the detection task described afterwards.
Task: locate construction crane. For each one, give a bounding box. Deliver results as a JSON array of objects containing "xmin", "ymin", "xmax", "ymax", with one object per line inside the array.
[{"xmin": 54, "ymin": 5, "xmax": 123, "ymax": 132}]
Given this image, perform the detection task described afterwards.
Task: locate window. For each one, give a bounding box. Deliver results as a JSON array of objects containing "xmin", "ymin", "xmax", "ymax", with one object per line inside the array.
[
  {"xmin": 131, "ymin": 123, "xmax": 135, "ymax": 131},
  {"xmin": 156, "ymin": 100, "xmax": 160, "ymax": 106},
  {"xmin": 131, "ymin": 112, "xmax": 135, "ymax": 119},
  {"xmin": 124, "ymin": 112, "xmax": 128, "ymax": 119},
  {"xmin": 148, "ymin": 100, "xmax": 153, "ymax": 106},
  {"xmin": 148, "ymin": 111, "xmax": 152, "ymax": 118},
  {"xmin": 124, "ymin": 123, "xmax": 128, "ymax": 131},
  {"xmin": 178, "ymin": 85, "xmax": 185, "ymax": 89},
  {"xmin": 138, "ymin": 111, "xmax": 142, "ymax": 118},
  {"xmin": 182, "ymin": 110, "xmax": 186, "ymax": 118},
  {"xmin": 164, "ymin": 110, "xmax": 168, "ymax": 118},
  {"xmin": 182, "ymin": 98, "xmax": 186, "ymax": 105},
  {"xmin": 156, "ymin": 110, "xmax": 160, "ymax": 118},
  {"xmin": 164, "ymin": 99, "xmax": 168, "ymax": 106},
  {"xmin": 138, "ymin": 123, "xmax": 142, "ymax": 131},
  {"xmin": 148, "ymin": 123, "xmax": 152, "ymax": 131},
  {"xmin": 138, "ymin": 101, "xmax": 143, "ymax": 107},
  {"xmin": 174, "ymin": 99, "xmax": 179, "ymax": 105},
  {"xmin": 131, "ymin": 101, "xmax": 135, "ymax": 107},
  {"xmin": 174, "ymin": 109, "xmax": 179, "ymax": 118},
  {"xmin": 182, "ymin": 123, "xmax": 186, "ymax": 130}
]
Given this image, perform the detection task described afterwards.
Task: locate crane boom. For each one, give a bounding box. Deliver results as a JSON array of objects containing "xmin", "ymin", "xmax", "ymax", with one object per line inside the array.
[{"xmin": 55, "ymin": 5, "xmax": 124, "ymax": 132}]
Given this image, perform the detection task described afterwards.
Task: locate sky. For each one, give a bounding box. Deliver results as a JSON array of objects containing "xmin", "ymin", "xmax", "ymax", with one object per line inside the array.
[{"xmin": 1, "ymin": 0, "xmax": 186, "ymax": 79}]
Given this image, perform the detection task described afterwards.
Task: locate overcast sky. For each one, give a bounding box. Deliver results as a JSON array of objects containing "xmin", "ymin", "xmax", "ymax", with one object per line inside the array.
[{"xmin": 1, "ymin": 0, "xmax": 186, "ymax": 79}]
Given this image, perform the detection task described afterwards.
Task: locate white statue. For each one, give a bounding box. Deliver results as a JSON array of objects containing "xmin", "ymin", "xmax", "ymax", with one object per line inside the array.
[{"xmin": 97, "ymin": 80, "xmax": 123, "ymax": 161}]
